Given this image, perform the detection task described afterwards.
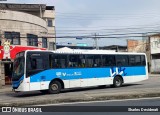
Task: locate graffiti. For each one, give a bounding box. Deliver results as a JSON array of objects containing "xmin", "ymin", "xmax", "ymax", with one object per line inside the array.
[
  {"xmin": 110, "ymin": 67, "xmax": 127, "ymax": 77},
  {"xmin": 150, "ymin": 37, "xmax": 160, "ymax": 54},
  {"xmin": 151, "ymin": 41, "xmax": 160, "ymax": 48}
]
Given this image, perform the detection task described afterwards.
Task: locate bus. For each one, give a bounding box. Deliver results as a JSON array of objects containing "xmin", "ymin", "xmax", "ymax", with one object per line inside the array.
[{"xmin": 12, "ymin": 49, "xmax": 148, "ymax": 94}]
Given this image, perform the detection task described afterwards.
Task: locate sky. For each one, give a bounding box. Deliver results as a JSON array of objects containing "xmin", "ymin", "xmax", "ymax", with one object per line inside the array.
[{"xmin": 1, "ymin": 0, "xmax": 160, "ymax": 47}]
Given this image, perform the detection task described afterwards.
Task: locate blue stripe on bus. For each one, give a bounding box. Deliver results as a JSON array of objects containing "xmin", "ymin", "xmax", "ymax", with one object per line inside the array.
[
  {"xmin": 12, "ymin": 75, "xmax": 24, "ymax": 88},
  {"xmin": 30, "ymin": 66, "xmax": 146, "ymax": 82}
]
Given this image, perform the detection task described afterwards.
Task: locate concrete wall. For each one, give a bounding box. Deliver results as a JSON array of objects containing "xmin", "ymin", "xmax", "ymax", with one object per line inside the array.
[
  {"xmin": 127, "ymin": 40, "xmax": 146, "ymax": 53},
  {"xmin": 43, "ymin": 10, "xmax": 55, "ymax": 19},
  {"xmin": 150, "ymin": 35, "xmax": 160, "ymax": 54},
  {"xmin": 151, "ymin": 59, "xmax": 160, "ymax": 73},
  {"xmin": 150, "ymin": 35, "xmax": 160, "ymax": 73},
  {"xmin": 0, "ymin": 10, "xmax": 47, "ymax": 28},
  {"xmin": 0, "ymin": 62, "xmax": 5, "ymax": 87},
  {"xmin": 43, "ymin": 9, "xmax": 56, "ymax": 49}
]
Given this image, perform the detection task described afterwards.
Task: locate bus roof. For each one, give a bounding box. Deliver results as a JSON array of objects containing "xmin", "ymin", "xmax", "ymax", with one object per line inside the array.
[{"xmin": 24, "ymin": 48, "xmax": 146, "ymax": 55}]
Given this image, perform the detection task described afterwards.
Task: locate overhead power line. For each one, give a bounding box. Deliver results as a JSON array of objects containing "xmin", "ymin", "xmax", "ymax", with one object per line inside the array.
[{"xmin": 55, "ymin": 11, "xmax": 160, "ymax": 16}]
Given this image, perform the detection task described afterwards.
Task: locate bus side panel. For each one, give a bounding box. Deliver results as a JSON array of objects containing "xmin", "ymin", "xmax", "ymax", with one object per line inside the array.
[
  {"xmin": 28, "ymin": 66, "xmax": 147, "ymax": 91},
  {"xmin": 122, "ymin": 66, "xmax": 148, "ymax": 83},
  {"xmin": 13, "ymin": 75, "xmax": 30, "ymax": 92},
  {"xmin": 29, "ymin": 68, "xmax": 113, "ymax": 90}
]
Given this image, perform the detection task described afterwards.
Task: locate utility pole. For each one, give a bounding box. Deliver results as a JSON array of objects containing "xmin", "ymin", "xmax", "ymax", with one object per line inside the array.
[
  {"xmin": 93, "ymin": 33, "xmax": 99, "ymax": 50},
  {"xmin": 116, "ymin": 45, "xmax": 119, "ymax": 52}
]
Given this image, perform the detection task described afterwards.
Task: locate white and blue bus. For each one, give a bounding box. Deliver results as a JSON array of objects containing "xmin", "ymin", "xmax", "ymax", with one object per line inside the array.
[{"xmin": 12, "ymin": 49, "xmax": 148, "ymax": 94}]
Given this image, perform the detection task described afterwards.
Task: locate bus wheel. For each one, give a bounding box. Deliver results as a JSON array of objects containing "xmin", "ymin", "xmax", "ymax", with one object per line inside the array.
[
  {"xmin": 113, "ymin": 76, "xmax": 123, "ymax": 87},
  {"xmin": 49, "ymin": 81, "xmax": 62, "ymax": 94}
]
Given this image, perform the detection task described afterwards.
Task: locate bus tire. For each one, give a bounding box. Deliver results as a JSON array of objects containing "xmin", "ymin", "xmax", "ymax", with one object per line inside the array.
[
  {"xmin": 113, "ymin": 76, "xmax": 123, "ymax": 87},
  {"xmin": 48, "ymin": 81, "xmax": 62, "ymax": 94}
]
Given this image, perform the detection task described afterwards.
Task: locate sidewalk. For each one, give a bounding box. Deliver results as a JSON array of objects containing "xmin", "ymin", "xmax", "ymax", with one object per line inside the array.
[
  {"xmin": 0, "ymin": 85, "xmax": 12, "ymax": 93},
  {"xmin": 149, "ymin": 73, "xmax": 160, "ymax": 77}
]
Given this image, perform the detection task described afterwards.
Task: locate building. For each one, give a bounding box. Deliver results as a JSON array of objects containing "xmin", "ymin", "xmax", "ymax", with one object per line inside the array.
[
  {"xmin": 149, "ymin": 34, "xmax": 160, "ymax": 73},
  {"xmin": 100, "ymin": 45, "xmax": 127, "ymax": 52},
  {"xmin": 0, "ymin": 3, "xmax": 56, "ymax": 86},
  {"xmin": 127, "ymin": 39, "xmax": 147, "ymax": 52}
]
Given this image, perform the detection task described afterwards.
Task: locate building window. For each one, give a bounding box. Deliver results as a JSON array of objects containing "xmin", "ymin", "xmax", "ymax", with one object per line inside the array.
[
  {"xmin": 48, "ymin": 19, "xmax": 53, "ymax": 27},
  {"xmin": 42, "ymin": 38, "xmax": 47, "ymax": 48},
  {"xmin": 27, "ymin": 34, "xmax": 38, "ymax": 46},
  {"xmin": 5, "ymin": 32, "xmax": 20, "ymax": 45}
]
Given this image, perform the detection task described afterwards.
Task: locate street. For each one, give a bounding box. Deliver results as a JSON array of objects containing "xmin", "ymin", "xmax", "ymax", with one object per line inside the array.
[
  {"xmin": 34, "ymin": 97, "xmax": 160, "ymax": 111},
  {"xmin": 17, "ymin": 97, "xmax": 160, "ymax": 115}
]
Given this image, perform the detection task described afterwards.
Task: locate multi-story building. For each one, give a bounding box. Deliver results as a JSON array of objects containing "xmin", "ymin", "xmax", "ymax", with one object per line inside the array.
[{"xmin": 0, "ymin": 3, "xmax": 56, "ymax": 86}]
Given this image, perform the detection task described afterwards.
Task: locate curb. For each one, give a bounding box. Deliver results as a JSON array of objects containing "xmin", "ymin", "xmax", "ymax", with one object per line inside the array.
[{"xmin": 1, "ymin": 92, "xmax": 160, "ymax": 107}]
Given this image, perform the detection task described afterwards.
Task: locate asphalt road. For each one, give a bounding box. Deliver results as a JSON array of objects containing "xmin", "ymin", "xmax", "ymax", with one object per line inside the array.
[
  {"xmin": 1, "ymin": 98, "xmax": 160, "ymax": 115},
  {"xmin": 45, "ymin": 97, "xmax": 160, "ymax": 106},
  {"xmin": 0, "ymin": 75, "xmax": 160, "ymax": 107},
  {"xmin": 38, "ymin": 98, "xmax": 160, "ymax": 115}
]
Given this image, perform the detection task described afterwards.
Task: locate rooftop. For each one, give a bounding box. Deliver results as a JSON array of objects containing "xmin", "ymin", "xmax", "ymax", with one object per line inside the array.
[{"xmin": 0, "ymin": 3, "xmax": 54, "ymax": 11}]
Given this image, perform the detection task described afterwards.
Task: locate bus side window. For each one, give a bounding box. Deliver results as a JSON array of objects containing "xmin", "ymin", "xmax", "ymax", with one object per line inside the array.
[
  {"xmin": 102, "ymin": 55, "xmax": 116, "ymax": 67},
  {"xmin": 30, "ymin": 58, "xmax": 44, "ymax": 70},
  {"xmin": 49, "ymin": 54, "xmax": 53, "ymax": 68},
  {"xmin": 86, "ymin": 55, "xmax": 94, "ymax": 67},
  {"xmin": 116, "ymin": 55, "xmax": 128, "ymax": 66},
  {"xmin": 141, "ymin": 55, "xmax": 146, "ymax": 65},
  {"xmin": 129, "ymin": 56, "xmax": 135, "ymax": 66},
  {"xmin": 31, "ymin": 59, "xmax": 37, "ymax": 69},
  {"xmin": 93, "ymin": 55, "xmax": 101, "ymax": 67}
]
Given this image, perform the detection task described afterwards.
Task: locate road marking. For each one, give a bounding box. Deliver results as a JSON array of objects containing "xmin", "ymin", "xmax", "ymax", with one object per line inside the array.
[{"xmin": 33, "ymin": 97, "xmax": 160, "ymax": 106}]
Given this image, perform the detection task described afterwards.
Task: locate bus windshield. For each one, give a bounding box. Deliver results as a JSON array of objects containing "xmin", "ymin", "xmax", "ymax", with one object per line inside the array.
[{"xmin": 12, "ymin": 57, "xmax": 24, "ymax": 81}]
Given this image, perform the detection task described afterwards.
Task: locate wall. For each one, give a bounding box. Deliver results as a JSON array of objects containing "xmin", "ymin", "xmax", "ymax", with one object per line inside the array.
[
  {"xmin": 127, "ymin": 40, "xmax": 146, "ymax": 52},
  {"xmin": 43, "ymin": 10, "xmax": 55, "ymax": 19},
  {"xmin": 151, "ymin": 59, "xmax": 160, "ymax": 73},
  {"xmin": 0, "ymin": 10, "xmax": 49, "ymax": 48},
  {"xmin": 0, "ymin": 10, "xmax": 47, "ymax": 27},
  {"xmin": 150, "ymin": 35, "xmax": 160, "ymax": 54},
  {"xmin": 43, "ymin": 9, "xmax": 56, "ymax": 49}
]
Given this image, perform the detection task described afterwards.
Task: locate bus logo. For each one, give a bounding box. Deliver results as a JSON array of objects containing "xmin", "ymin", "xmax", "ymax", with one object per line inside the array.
[
  {"xmin": 62, "ymin": 73, "xmax": 67, "ymax": 76},
  {"xmin": 56, "ymin": 72, "xmax": 61, "ymax": 77},
  {"xmin": 110, "ymin": 67, "xmax": 127, "ymax": 77}
]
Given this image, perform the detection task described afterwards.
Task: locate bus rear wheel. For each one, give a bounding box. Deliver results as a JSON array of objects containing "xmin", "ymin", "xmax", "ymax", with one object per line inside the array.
[
  {"xmin": 48, "ymin": 81, "xmax": 62, "ymax": 94},
  {"xmin": 113, "ymin": 76, "xmax": 123, "ymax": 87}
]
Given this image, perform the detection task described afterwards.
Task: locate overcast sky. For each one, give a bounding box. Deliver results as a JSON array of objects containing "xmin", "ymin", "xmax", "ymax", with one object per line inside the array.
[{"xmin": 2, "ymin": 0, "xmax": 160, "ymax": 46}]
